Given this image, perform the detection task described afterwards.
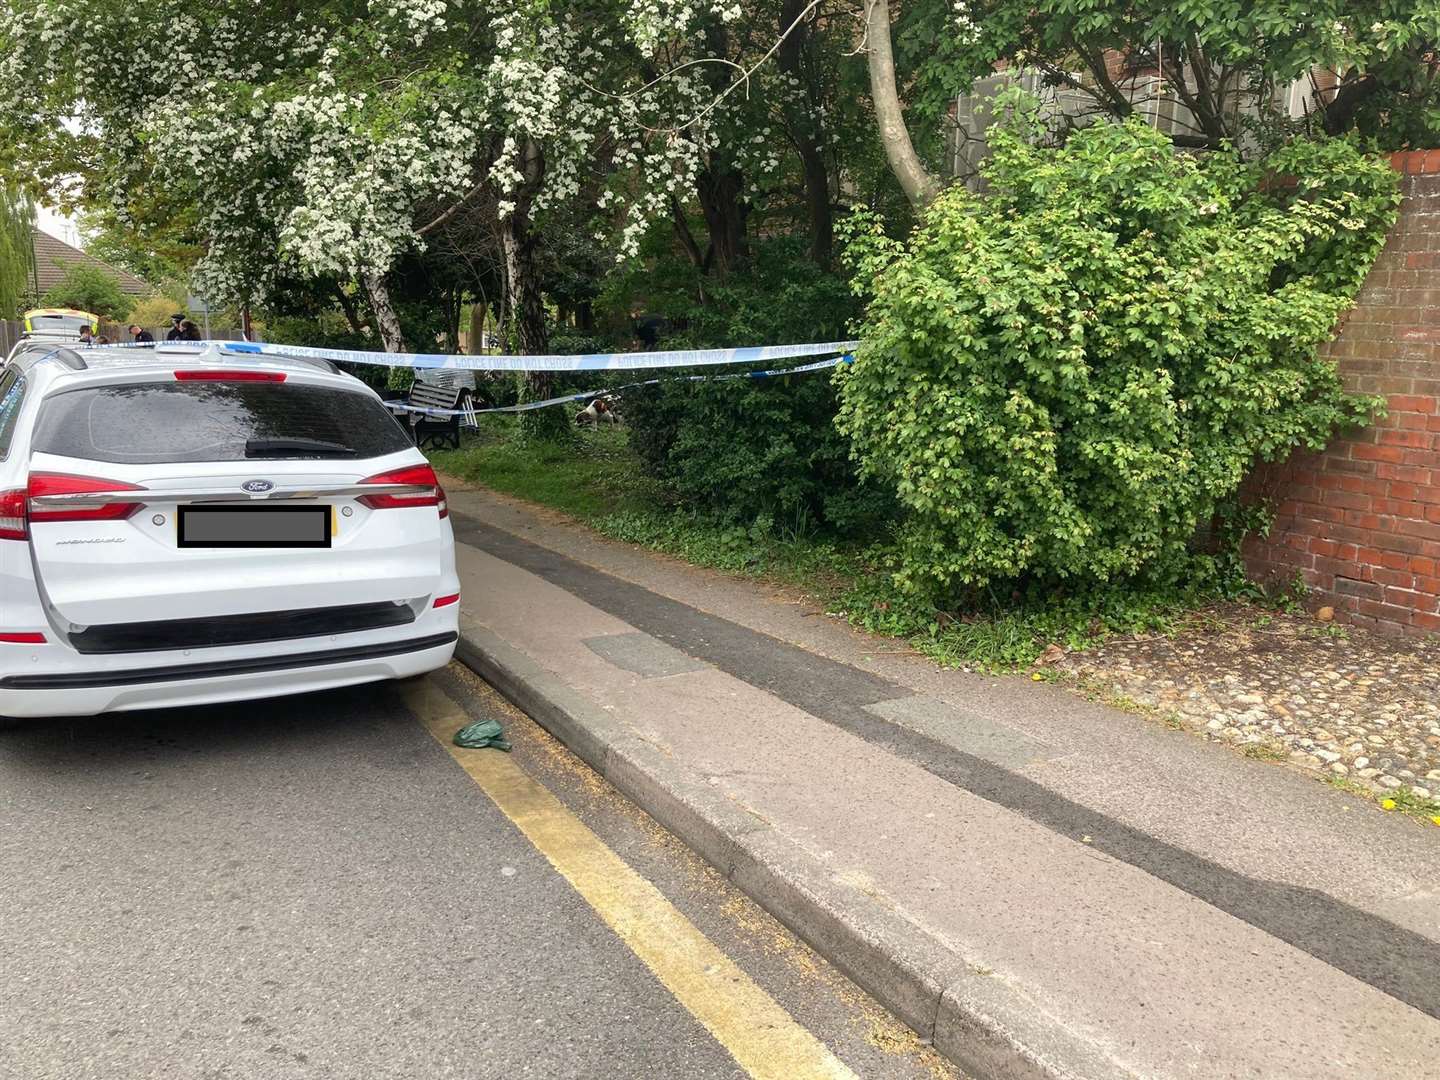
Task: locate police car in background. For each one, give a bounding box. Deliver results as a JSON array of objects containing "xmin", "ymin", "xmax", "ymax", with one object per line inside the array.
[
  {"xmin": 0, "ymin": 340, "xmax": 459, "ymax": 719},
  {"xmin": 17, "ymin": 307, "xmax": 99, "ymax": 343}
]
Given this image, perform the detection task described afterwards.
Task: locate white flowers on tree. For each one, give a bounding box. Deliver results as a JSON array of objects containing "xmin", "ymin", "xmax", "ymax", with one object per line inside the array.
[
  {"xmin": 951, "ymin": 0, "xmax": 980, "ymax": 45},
  {"xmin": 0, "ymin": 0, "xmax": 742, "ymax": 332}
]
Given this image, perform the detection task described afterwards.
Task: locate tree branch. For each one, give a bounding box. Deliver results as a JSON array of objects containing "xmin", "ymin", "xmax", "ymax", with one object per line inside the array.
[
  {"xmin": 1320, "ymin": 73, "xmax": 1379, "ymax": 135},
  {"xmin": 1181, "ymin": 36, "xmax": 1229, "ymax": 143},
  {"xmin": 670, "ymin": 194, "xmax": 705, "ymax": 270},
  {"xmin": 1164, "ymin": 48, "xmax": 1227, "ymax": 145},
  {"xmin": 417, "ymin": 177, "xmax": 487, "ymax": 237},
  {"xmin": 864, "ymin": 0, "xmax": 939, "ymax": 208},
  {"xmin": 633, "ymin": 0, "xmax": 823, "ymax": 133},
  {"xmin": 332, "ymin": 281, "xmax": 364, "ymax": 337},
  {"xmin": 1079, "ymin": 46, "xmax": 1136, "ymax": 118}
]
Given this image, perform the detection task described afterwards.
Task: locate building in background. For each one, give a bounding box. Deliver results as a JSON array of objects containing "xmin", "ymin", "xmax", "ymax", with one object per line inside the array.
[
  {"xmin": 949, "ymin": 60, "xmax": 1340, "ymax": 184},
  {"xmin": 28, "ymin": 227, "xmax": 152, "ymax": 299}
]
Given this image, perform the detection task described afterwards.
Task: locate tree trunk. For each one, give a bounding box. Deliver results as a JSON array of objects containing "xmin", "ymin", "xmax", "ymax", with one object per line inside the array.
[
  {"xmin": 469, "ymin": 301, "xmax": 485, "ymax": 355},
  {"xmin": 865, "ymin": 0, "xmax": 940, "ymax": 209},
  {"xmin": 670, "ymin": 195, "xmax": 711, "ymax": 304},
  {"xmin": 693, "ymin": 20, "xmax": 749, "ymax": 275},
  {"xmin": 501, "ymin": 137, "xmax": 566, "ymax": 440},
  {"xmin": 502, "ymin": 214, "xmax": 548, "ymax": 356},
  {"xmin": 444, "ymin": 286, "xmax": 462, "ymax": 354},
  {"xmin": 1321, "ymin": 73, "xmax": 1379, "ymax": 136},
  {"xmin": 362, "ymin": 272, "xmax": 406, "ymax": 352},
  {"xmin": 671, "ymin": 194, "xmax": 706, "ymax": 271},
  {"xmin": 697, "ymin": 165, "xmax": 748, "ymax": 275},
  {"xmin": 333, "ymin": 282, "xmax": 365, "ymax": 339},
  {"xmin": 778, "ymin": 0, "xmax": 833, "ymax": 266},
  {"xmin": 797, "ymin": 142, "xmax": 832, "ymax": 266}
]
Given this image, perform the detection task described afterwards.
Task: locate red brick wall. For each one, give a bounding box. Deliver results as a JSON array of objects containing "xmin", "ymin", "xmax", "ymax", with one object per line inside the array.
[{"xmin": 1243, "ymin": 153, "xmax": 1440, "ymax": 636}]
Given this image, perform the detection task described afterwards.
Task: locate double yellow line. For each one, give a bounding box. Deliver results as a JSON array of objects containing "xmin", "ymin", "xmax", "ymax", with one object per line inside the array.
[{"xmin": 406, "ymin": 680, "xmax": 857, "ymax": 1080}]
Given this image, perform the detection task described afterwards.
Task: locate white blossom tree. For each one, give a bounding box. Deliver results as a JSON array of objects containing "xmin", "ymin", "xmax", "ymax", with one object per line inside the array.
[{"xmin": 0, "ymin": 0, "xmax": 743, "ymax": 348}]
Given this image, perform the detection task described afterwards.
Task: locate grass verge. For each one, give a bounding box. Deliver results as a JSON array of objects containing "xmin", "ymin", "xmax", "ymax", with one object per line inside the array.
[{"xmin": 430, "ymin": 421, "xmax": 1206, "ymax": 671}]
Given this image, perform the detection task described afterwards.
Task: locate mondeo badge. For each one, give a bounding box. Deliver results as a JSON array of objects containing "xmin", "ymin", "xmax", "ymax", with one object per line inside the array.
[{"xmin": 242, "ymin": 479, "xmax": 275, "ymax": 493}]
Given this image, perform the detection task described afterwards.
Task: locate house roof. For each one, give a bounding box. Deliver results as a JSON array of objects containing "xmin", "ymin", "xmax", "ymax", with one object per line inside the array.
[{"xmin": 30, "ymin": 228, "xmax": 155, "ymax": 297}]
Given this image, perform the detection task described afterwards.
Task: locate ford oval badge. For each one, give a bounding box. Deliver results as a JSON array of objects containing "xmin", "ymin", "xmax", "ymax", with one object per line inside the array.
[{"xmin": 242, "ymin": 479, "xmax": 275, "ymax": 493}]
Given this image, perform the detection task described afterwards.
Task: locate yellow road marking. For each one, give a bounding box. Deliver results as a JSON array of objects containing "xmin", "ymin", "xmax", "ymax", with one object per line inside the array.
[{"xmin": 405, "ymin": 679, "xmax": 859, "ymax": 1080}]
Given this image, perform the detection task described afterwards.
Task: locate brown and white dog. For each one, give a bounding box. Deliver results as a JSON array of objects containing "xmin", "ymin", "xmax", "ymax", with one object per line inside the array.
[{"xmin": 575, "ymin": 398, "xmax": 621, "ymax": 426}]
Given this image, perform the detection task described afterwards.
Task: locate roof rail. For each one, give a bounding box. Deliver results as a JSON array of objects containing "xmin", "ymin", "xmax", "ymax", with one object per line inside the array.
[{"xmin": 8, "ymin": 342, "xmax": 87, "ymax": 371}]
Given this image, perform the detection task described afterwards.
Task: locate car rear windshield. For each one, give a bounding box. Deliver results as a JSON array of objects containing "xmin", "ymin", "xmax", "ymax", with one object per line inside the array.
[{"xmin": 33, "ymin": 381, "xmax": 414, "ymax": 464}]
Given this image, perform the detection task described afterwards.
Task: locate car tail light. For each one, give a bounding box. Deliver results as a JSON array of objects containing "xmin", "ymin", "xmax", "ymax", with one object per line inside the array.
[
  {"xmin": 27, "ymin": 473, "xmax": 145, "ymax": 525},
  {"xmin": 0, "ymin": 488, "xmax": 24, "ymax": 540},
  {"xmin": 0, "ymin": 632, "xmax": 46, "ymax": 644},
  {"xmin": 433, "ymin": 593, "xmax": 460, "ymax": 608},
  {"xmin": 175, "ymin": 370, "xmax": 285, "ymax": 382},
  {"xmin": 358, "ymin": 464, "xmax": 447, "ymax": 517}
]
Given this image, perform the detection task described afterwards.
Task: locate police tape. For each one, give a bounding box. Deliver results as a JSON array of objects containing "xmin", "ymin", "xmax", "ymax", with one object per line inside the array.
[
  {"xmin": 221, "ymin": 338, "xmax": 859, "ymax": 372},
  {"xmin": 385, "ymin": 354, "xmax": 854, "ymax": 418}
]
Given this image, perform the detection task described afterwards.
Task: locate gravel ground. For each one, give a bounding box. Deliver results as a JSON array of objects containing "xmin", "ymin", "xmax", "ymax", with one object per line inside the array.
[{"xmin": 1054, "ymin": 605, "xmax": 1440, "ymax": 807}]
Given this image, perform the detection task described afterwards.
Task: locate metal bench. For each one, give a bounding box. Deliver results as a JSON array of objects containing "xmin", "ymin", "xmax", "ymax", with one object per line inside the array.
[{"xmin": 387, "ymin": 377, "xmax": 477, "ymax": 450}]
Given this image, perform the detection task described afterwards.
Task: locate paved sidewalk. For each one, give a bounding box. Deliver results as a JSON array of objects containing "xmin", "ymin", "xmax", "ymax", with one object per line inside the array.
[{"xmin": 444, "ymin": 480, "xmax": 1440, "ymax": 1079}]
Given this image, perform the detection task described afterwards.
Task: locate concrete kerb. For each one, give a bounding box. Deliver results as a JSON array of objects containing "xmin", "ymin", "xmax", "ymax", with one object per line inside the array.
[
  {"xmin": 455, "ymin": 618, "xmax": 627, "ymax": 769},
  {"xmin": 456, "ymin": 620, "xmax": 1131, "ymax": 1080}
]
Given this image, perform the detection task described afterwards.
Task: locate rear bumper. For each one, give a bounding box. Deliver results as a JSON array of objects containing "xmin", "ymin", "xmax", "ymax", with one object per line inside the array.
[
  {"xmin": 0, "ymin": 632, "xmax": 457, "ymax": 718},
  {"xmin": 1, "ymin": 632, "xmax": 457, "ymax": 690},
  {"xmin": 0, "ymin": 508, "xmax": 460, "ymax": 718}
]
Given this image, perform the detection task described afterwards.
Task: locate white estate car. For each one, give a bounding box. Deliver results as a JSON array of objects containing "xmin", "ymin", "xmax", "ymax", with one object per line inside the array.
[{"xmin": 0, "ymin": 341, "xmax": 459, "ymax": 718}]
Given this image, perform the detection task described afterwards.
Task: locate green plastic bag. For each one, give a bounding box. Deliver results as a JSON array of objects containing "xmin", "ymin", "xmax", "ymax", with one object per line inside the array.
[{"xmin": 453, "ymin": 718, "xmax": 512, "ymax": 752}]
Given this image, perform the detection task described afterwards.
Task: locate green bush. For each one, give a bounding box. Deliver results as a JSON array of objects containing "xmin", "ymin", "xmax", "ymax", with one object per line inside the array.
[
  {"xmin": 263, "ymin": 313, "xmax": 408, "ymax": 392},
  {"xmin": 39, "ymin": 264, "xmax": 133, "ymax": 321},
  {"xmin": 615, "ymin": 236, "xmax": 892, "ymax": 532},
  {"xmin": 838, "ymin": 103, "xmax": 1399, "ymax": 601},
  {"xmin": 622, "ymin": 371, "xmax": 895, "ymax": 533}
]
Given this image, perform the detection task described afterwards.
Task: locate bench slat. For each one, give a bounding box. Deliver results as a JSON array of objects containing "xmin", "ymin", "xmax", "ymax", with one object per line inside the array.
[{"xmin": 409, "ymin": 383, "xmax": 464, "ymax": 408}]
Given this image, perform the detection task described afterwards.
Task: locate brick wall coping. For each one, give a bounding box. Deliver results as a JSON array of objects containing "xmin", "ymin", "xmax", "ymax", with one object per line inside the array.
[{"xmin": 1391, "ymin": 150, "xmax": 1440, "ymax": 175}]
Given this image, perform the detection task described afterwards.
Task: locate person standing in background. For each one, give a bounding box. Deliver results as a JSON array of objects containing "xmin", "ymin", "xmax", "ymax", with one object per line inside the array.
[{"xmin": 128, "ymin": 324, "xmax": 153, "ymax": 343}]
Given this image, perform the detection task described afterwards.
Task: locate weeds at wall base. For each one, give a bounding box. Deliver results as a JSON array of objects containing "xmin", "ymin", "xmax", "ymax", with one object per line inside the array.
[{"xmin": 1324, "ymin": 775, "xmax": 1440, "ymax": 826}]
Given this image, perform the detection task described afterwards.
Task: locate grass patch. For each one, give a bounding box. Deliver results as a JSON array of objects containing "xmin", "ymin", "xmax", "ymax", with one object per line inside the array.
[
  {"xmin": 430, "ymin": 419, "xmax": 659, "ymax": 520},
  {"xmin": 431, "ymin": 420, "xmax": 1224, "ymax": 671},
  {"xmin": 1384, "ymin": 785, "xmax": 1440, "ymax": 822},
  {"xmin": 1240, "ymin": 742, "xmax": 1288, "ymax": 763},
  {"xmin": 1323, "ymin": 775, "xmax": 1440, "ymax": 825}
]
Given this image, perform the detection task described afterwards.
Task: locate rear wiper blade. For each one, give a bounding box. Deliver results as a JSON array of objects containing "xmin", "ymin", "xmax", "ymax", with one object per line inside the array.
[{"xmin": 244, "ymin": 438, "xmax": 357, "ymax": 457}]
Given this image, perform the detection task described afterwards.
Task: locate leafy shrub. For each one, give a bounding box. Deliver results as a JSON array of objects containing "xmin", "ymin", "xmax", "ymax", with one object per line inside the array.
[
  {"xmin": 39, "ymin": 263, "xmax": 133, "ymax": 321},
  {"xmin": 622, "ymin": 370, "xmax": 895, "ymax": 533},
  {"xmin": 615, "ymin": 236, "xmax": 892, "ymax": 531},
  {"xmin": 549, "ymin": 332, "xmax": 605, "ymax": 355},
  {"xmin": 263, "ymin": 312, "xmax": 406, "ymax": 391},
  {"xmin": 126, "ymin": 293, "xmax": 188, "ymax": 331},
  {"xmin": 838, "ymin": 103, "xmax": 1399, "ymax": 602}
]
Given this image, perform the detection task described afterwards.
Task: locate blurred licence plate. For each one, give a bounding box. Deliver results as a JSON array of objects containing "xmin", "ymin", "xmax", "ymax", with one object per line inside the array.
[{"xmin": 179, "ymin": 506, "xmax": 332, "ymax": 548}]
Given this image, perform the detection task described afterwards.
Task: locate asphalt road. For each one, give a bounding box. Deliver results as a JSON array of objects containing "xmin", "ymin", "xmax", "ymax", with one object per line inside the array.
[{"xmin": 0, "ymin": 666, "xmax": 955, "ymax": 1080}]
